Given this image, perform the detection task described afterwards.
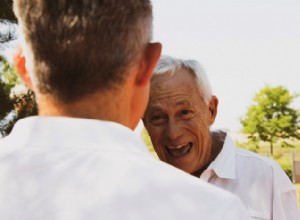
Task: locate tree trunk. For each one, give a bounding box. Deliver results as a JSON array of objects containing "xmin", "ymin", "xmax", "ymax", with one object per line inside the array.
[{"xmin": 270, "ymin": 141, "xmax": 273, "ymax": 156}]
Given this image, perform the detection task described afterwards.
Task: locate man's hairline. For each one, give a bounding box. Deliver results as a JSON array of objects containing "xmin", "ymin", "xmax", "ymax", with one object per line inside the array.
[{"xmin": 152, "ymin": 69, "xmax": 212, "ymax": 105}]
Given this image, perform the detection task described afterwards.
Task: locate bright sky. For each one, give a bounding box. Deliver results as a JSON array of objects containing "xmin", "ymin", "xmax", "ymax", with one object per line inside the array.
[
  {"xmin": 1, "ymin": 1, "xmax": 300, "ymax": 133},
  {"xmin": 151, "ymin": 0, "xmax": 300, "ymax": 132}
]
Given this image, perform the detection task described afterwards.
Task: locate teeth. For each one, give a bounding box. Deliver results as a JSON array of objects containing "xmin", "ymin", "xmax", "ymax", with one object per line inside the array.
[
  {"xmin": 167, "ymin": 144, "xmax": 187, "ymax": 149},
  {"xmin": 165, "ymin": 143, "xmax": 192, "ymax": 158}
]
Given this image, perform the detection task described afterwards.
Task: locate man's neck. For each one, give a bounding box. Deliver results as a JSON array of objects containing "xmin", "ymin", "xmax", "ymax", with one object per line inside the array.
[
  {"xmin": 37, "ymin": 89, "xmax": 133, "ymax": 128},
  {"xmin": 210, "ymin": 130, "xmax": 226, "ymax": 162},
  {"xmin": 192, "ymin": 131, "xmax": 226, "ymax": 177}
]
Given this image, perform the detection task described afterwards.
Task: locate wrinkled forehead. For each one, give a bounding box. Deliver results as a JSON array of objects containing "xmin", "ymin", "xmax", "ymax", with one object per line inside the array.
[
  {"xmin": 147, "ymin": 97, "xmax": 195, "ymax": 114},
  {"xmin": 148, "ymin": 69, "xmax": 205, "ymax": 107}
]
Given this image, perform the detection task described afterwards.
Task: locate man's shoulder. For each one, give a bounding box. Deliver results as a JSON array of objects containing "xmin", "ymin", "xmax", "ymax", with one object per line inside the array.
[
  {"xmin": 235, "ymin": 148, "xmax": 294, "ymax": 189},
  {"xmin": 146, "ymin": 159, "xmax": 238, "ymax": 198},
  {"xmin": 235, "ymin": 148, "xmax": 284, "ymax": 172},
  {"xmin": 136, "ymin": 159, "xmax": 248, "ymax": 218},
  {"xmin": 236, "ymin": 148, "xmax": 274, "ymax": 164},
  {"xmin": 0, "ymin": 141, "xmax": 247, "ymax": 220}
]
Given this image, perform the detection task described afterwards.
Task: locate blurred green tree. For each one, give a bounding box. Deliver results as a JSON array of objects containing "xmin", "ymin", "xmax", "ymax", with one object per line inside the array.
[
  {"xmin": 0, "ymin": 1, "xmax": 37, "ymax": 137},
  {"xmin": 0, "ymin": 59, "xmax": 37, "ymax": 137},
  {"xmin": 0, "ymin": 77, "xmax": 13, "ymax": 118},
  {"xmin": 241, "ymin": 85, "xmax": 300, "ymax": 155}
]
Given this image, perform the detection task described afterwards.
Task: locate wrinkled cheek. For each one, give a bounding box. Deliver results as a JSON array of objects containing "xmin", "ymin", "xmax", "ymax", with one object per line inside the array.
[
  {"xmin": 152, "ymin": 136, "xmax": 166, "ymax": 160},
  {"xmin": 196, "ymin": 146, "xmax": 210, "ymax": 170},
  {"xmin": 190, "ymin": 140, "xmax": 205, "ymax": 172},
  {"xmin": 187, "ymin": 152, "xmax": 200, "ymax": 173},
  {"xmin": 153, "ymin": 144, "xmax": 164, "ymax": 159},
  {"xmin": 149, "ymin": 130, "xmax": 165, "ymax": 160}
]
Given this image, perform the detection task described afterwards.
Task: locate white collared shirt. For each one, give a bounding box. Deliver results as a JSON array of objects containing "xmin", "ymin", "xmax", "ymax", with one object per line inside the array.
[
  {"xmin": 200, "ymin": 135, "xmax": 300, "ymax": 220},
  {"xmin": 0, "ymin": 117, "xmax": 250, "ymax": 220}
]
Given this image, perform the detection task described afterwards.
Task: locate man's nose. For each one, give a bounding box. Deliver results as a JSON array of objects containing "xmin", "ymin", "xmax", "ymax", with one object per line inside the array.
[{"xmin": 165, "ymin": 118, "xmax": 183, "ymax": 140}]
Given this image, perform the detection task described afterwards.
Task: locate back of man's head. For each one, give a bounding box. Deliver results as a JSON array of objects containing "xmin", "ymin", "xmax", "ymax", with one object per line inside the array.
[{"xmin": 14, "ymin": 0, "xmax": 153, "ymax": 103}]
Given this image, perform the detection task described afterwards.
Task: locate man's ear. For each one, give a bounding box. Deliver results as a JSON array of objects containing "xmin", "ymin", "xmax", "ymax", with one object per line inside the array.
[
  {"xmin": 13, "ymin": 46, "xmax": 33, "ymax": 89},
  {"xmin": 136, "ymin": 42, "xmax": 162, "ymax": 87},
  {"xmin": 208, "ymin": 95, "xmax": 218, "ymax": 125}
]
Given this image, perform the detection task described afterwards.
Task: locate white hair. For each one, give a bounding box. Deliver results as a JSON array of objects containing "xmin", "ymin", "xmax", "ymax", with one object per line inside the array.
[{"xmin": 153, "ymin": 55, "xmax": 213, "ymax": 104}]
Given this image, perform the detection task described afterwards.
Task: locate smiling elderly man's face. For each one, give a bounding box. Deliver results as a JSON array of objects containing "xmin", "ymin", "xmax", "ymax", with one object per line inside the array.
[{"xmin": 143, "ymin": 68, "xmax": 217, "ymax": 174}]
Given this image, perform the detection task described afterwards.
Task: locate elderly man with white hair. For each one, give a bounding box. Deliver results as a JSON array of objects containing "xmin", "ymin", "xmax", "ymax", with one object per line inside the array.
[{"xmin": 143, "ymin": 55, "xmax": 300, "ymax": 220}]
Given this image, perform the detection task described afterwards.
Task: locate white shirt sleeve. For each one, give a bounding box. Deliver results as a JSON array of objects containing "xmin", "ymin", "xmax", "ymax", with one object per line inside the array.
[
  {"xmin": 271, "ymin": 160, "xmax": 300, "ymax": 220},
  {"xmin": 273, "ymin": 188, "xmax": 300, "ymax": 220}
]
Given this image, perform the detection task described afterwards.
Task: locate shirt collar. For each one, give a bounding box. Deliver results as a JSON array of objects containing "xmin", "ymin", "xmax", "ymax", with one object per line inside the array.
[
  {"xmin": 5, "ymin": 116, "xmax": 150, "ymax": 155},
  {"xmin": 206, "ymin": 134, "xmax": 236, "ymax": 179}
]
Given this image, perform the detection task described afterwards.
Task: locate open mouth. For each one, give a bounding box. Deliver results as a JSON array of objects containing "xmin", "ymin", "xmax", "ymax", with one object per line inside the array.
[{"xmin": 165, "ymin": 142, "xmax": 192, "ymax": 158}]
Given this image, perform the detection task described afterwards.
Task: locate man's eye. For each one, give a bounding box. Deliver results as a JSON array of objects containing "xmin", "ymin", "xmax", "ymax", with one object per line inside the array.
[
  {"xmin": 180, "ymin": 110, "xmax": 193, "ymax": 119},
  {"xmin": 150, "ymin": 115, "xmax": 165, "ymax": 125}
]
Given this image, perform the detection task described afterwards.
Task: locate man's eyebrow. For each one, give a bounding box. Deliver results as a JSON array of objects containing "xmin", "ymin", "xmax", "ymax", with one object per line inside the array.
[
  {"xmin": 175, "ymin": 100, "xmax": 191, "ymax": 106},
  {"xmin": 147, "ymin": 104, "xmax": 163, "ymax": 111}
]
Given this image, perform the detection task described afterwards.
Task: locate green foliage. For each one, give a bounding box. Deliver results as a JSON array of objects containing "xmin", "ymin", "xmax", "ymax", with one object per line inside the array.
[
  {"xmin": 142, "ymin": 128, "xmax": 157, "ymax": 158},
  {"xmin": 276, "ymin": 156, "xmax": 293, "ymax": 181},
  {"xmin": 1, "ymin": 59, "xmax": 22, "ymax": 89},
  {"xmin": 0, "ymin": 58, "xmax": 37, "ymax": 137},
  {"xmin": 0, "ymin": 77, "xmax": 13, "ymax": 118},
  {"xmin": 0, "ymin": 59, "xmax": 17, "ymax": 118},
  {"xmin": 241, "ymin": 85, "xmax": 300, "ymax": 155}
]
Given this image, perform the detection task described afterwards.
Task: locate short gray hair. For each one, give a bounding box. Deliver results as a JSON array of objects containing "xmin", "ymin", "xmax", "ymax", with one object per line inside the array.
[
  {"xmin": 14, "ymin": 0, "xmax": 153, "ymax": 103},
  {"xmin": 153, "ymin": 55, "xmax": 213, "ymax": 104}
]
